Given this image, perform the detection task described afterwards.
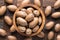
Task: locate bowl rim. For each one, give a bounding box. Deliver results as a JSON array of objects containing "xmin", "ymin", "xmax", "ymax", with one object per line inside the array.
[{"xmin": 13, "ymin": 4, "xmax": 45, "ymax": 36}]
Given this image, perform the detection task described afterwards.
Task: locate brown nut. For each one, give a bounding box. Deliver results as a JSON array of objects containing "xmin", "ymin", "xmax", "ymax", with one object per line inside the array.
[
  {"xmin": 54, "ymin": 0, "xmax": 60, "ymax": 9},
  {"xmin": 29, "ymin": 17, "xmax": 39, "ymax": 28},
  {"xmin": 57, "ymin": 35, "xmax": 60, "ymax": 40},
  {"xmin": 25, "ymin": 13, "xmax": 34, "ymax": 22},
  {"xmin": 21, "ymin": 8, "xmax": 26, "ymax": 12},
  {"xmin": 45, "ymin": 21, "xmax": 54, "ymax": 30},
  {"xmin": 32, "ymin": 25, "xmax": 39, "ymax": 32},
  {"xmin": 45, "ymin": 6, "xmax": 52, "ymax": 16},
  {"xmin": 5, "ymin": 0, "xmax": 13, "ymax": 4},
  {"xmin": 10, "ymin": 25, "xmax": 15, "ymax": 32},
  {"xmin": 34, "ymin": 0, "xmax": 41, "ymax": 7},
  {"xmin": 17, "ymin": 17, "xmax": 28, "ymax": 26},
  {"xmin": 4, "ymin": 16, "xmax": 12, "ymax": 25},
  {"xmin": 7, "ymin": 5, "xmax": 17, "ymax": 12},
  {"xmin": 16, "ymin": 11, "xmax": 27, "ymax": 18},
  {"xmin": 0, "ymin": 6, "xmax": 6, "ymax": 16},
  {"xmin": 21, "ymin": 0, "xmax": 30, "ymax": 5},
  {"xmin": 39, "ymin": 16, "xmax": 42, "ymax": 25},
  {"xmin": 48, "ymin": 31, "xmax": 54, "ymax": 40},
  {"xmin": 33, "ymin": 10, "xmax": 40, "ymax": 16},
  {"xmin": 24, "ymin": 37, "xmax": 32, "ymax": 40},
  {"xmin": 0, "ymin": 29, "xmax": 7, "ymax": 36},
  {"xmin": 26, "ymin": 28, "xmax": 32, "ymax": 35},
  {"xmin": 26, "ymin": 7, "xmax": 34, "ymax": 14},
  {"xmin": 51, "ymin": 12, "xmax": 60, "ymax": 18},
  {"xmin": 37, "ymin": 32, "xmax": 45, "ymax": 38},
  {"xmin": 8, "ymin": 36, "xmax": 17, "ymax": 40},
  {"xmin": 55, "ymin": 23, "xmax": 60, "ymax": 32},
  {"xmin": 18, "ymin": 26, "xmax": 26, "ymax": 32}
]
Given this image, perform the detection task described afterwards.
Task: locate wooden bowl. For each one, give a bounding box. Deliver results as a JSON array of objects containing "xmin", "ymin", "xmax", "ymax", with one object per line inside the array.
[{"xmin": 13, "ymin": 4, "xmax": 45, "ymax": 36}]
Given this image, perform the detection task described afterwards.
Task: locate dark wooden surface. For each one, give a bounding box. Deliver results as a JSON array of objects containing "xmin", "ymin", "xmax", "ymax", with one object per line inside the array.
[{"xmin": 0, "ymin": 0, "xmax": 60, "ymax": 40}]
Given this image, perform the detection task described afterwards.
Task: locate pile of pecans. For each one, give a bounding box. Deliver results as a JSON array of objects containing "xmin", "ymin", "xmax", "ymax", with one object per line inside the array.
[
  {"xmin": 0, "ymin": 0, "xmax": 42, "ymax": 40},
  {"xmin": 0, "ymin": 0, "xmax": 60, "ymax": 40},
  {"xmin": 44, "ymin": 0, "xmax": 60, "ymax": 40},
  {"xmin": 16, "ymin": 7, "xmax": 42, "ymax": 35}
]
